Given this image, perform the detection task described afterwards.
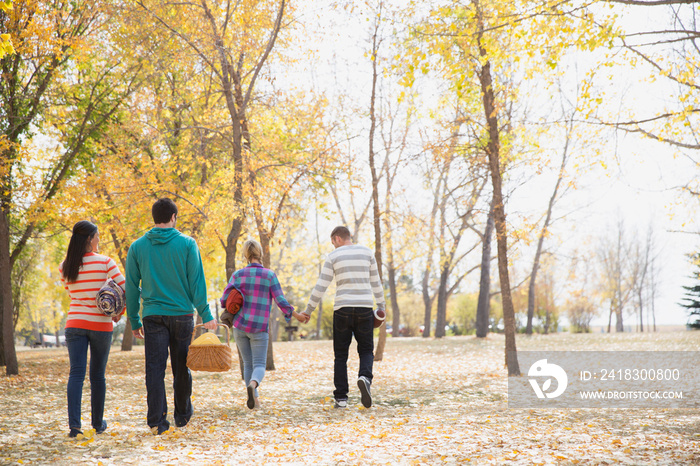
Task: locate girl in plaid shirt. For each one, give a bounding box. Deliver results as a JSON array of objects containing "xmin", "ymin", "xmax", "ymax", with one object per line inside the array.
[{"xmin": 220, "ymin": 239, "xmax": 304, "ymax": 409}]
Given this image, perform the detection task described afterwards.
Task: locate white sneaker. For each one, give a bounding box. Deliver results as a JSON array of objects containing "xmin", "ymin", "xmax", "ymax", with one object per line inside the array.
[
  {"xmin": 357, "ymin": 376, "xmax": 372, "ymax": 408},
  {"xmin": 334, "ymin": 399, "xmax": 348, "ymax": 408}
]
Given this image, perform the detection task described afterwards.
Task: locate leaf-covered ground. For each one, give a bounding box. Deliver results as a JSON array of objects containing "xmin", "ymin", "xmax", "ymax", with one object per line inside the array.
[{"xmin": 1, "ymin": 332, "xmax": 699, "ymax": 465}]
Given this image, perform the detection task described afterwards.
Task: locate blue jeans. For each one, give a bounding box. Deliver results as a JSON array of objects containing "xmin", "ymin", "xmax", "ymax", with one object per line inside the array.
[
  {"xmin": 65, "ymin": 328, "xmax": 113, "ymax": 431},
  {"xmin": 143, "ymin": 315, "xmax": 194, "ymax": 431},
  {"xmin": 232, "ymin": 327, "xmax": 269, "ymax": 397}
]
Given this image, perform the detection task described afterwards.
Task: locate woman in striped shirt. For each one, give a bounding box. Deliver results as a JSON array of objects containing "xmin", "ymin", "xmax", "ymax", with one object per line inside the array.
[
  {"xmin": 220, "ymin": 239, "xmax": 304, "ymax": 409},
  {"xmin": 59, "ymin": 221, "xmax": 126, "ymax": 438}
]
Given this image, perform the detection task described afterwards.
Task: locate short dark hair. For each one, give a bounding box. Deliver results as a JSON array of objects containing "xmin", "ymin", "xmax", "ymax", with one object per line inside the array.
[
  {"xmin": 331, "ymin": 226, "xmax": 351, "ymax": 241},
  {"xmin": 152, "ymin": 198, "xmax": 178, "ymax": 224}
]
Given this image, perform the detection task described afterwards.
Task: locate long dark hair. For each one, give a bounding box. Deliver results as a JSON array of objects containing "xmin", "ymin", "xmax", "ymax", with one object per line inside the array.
[{"xmin": 62, "ymin": 221, "xmax": 98, "ymax": 283}]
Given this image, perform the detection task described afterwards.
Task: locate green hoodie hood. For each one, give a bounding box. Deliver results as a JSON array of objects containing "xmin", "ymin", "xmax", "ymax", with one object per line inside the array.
[{"xmin": 146, "ymin": 227, "xmax": 180, "ymax": 245}]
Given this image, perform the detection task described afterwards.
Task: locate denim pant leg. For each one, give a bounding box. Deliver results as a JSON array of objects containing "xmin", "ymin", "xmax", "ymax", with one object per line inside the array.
[
  {"xmin": 233, "ymin": 328, "xmax": 268, "ymax": 398},
  {"xmin": 249, "ymin": 331, "xmax": 269, "ymax": 394},
  {"xmin": 353, "ymin": 308, "xmax": 374, "ymax": 383},
  {"xmin": 66, "ymin": 328, "xmax": 89, "ymax": 430},
  {"xmin": 332, "ymin": 309, "xmax": 353, "ymax": 400},
  {"xmin": 143, "ymin": 316, "xmax": 170, "ymax": 431},
  {"xmin": 87, "ymin": 330, "xmax": 113, "ymax": 430},
  {"xmin": 169, "ymin": 315, "xmax": 194, "ymax": 426},
  {"xmin": 233, "ymin": 328, "xmax": 253, "ymax": 392}
]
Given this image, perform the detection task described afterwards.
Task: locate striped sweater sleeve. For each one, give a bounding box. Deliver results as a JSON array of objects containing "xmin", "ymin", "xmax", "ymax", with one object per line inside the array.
[
  {"xmin": 304, "ymin": 257, "xmax": 334, "ymax": 315},
  {"xmin": 106, "ymin": 257, "xmax": 126, "ymax": 289},
  {"xmin": 368, "ymin": 254, "xmax": 386, "ymax": 312}
]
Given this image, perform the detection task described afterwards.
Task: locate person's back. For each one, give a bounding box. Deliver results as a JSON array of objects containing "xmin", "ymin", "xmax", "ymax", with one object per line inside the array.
[
  {"xmin": 322, "ymin": 244, "xmax": 381, "ymax": 311},
  {"xmin": 301, "ymin": 226, "xmax": 385, "ymax": 409},
  {"xmin": 218, "ymin": 239, "xmax": 302, "ymax": 409},
  {"xmin": 61, "ymin": 251, "xmax": 125, "ymax": 332},
  {"xmin": 226, "ymin": 263, "xmax": 293, "ymax": 333},
  {"xmin": 127, "ymin": 227, "xmax": 206, "ymax": 317},
  {"xmin": 60, "ymin": 220, "xmax": 125, "ymax": 438},
  {"xmin": 125, "ymin": 198, "xmax": 216, "ymax": 435}
]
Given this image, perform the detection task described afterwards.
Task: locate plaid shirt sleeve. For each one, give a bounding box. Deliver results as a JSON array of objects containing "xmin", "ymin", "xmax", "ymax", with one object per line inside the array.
[{"xmin": 270, "ymin": 272, "xmax": 294, "ymax": 320}]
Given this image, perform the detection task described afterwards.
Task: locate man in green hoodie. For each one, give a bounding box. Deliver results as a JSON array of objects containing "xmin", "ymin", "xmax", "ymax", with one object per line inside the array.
[{"xmin": 126, "ymin": 198, "xmax": 217, "ymax": 435}]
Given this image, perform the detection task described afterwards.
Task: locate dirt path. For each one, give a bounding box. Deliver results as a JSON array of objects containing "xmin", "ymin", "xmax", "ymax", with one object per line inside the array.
[{"xmin": 1, "ymin": 332, "xmax": 699, "ymax": 464}]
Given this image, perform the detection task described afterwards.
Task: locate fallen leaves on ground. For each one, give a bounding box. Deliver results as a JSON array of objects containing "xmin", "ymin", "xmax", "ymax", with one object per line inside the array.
[{"xmin": 1, "ymin": 332, "xmax": 699, "ymax": 465}]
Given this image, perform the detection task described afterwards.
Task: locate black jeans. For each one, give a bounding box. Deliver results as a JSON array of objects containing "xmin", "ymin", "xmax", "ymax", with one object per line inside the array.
[
  {"xmin": 143, "ymin": 315, "xmax": 194, "ymax": 431},
  {"xmin": 333, "ymin": 307, "xmax": 374, "ymax": 400}
]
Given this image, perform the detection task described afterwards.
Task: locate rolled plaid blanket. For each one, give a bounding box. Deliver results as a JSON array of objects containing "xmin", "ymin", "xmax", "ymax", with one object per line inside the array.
[{"xmin": 96, "ymin": 278, "xmax": 125, "ymax": 317}]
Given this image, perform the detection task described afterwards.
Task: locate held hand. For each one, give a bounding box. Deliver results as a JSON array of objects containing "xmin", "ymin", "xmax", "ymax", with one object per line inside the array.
[
  {"xmin": 294, "ymin": 312, "xmax": 310, "ymax": 324},
  {"xmin": 113, "ymin": 308, "xmax": 126, "ymax": 323},
  {"xmin": 203, "ymin": 319, "xmax": 218, "ymax": 330},
  {"xmin": 132, "ymin": 327, "xmax": 145, "ymax": 339}
]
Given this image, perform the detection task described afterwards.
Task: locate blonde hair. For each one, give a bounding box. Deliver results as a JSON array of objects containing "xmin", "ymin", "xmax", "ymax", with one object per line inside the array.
[{"xmin": 242, "ymin": 239, "xmax": 263, "ymax": 263}]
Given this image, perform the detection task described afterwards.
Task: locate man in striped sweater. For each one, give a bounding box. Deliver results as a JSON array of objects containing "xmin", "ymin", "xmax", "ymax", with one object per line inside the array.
[{"xmin": 301, "ymin": 226, "xmax": 386, "ymax": 408}]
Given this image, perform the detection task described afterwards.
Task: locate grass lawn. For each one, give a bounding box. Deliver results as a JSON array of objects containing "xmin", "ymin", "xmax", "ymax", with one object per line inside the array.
[{"xmin": 1, "ymin": 331, "xmax": 699, "ymax": 465}]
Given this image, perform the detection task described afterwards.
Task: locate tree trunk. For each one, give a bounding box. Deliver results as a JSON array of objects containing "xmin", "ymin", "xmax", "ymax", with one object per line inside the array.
[
  {"xmin": 476, "ymin": 8, "xmax": 519, "ymax": 375},
  {"xmin": 108, "ymin": 234, "xmax": 134, "ymax": 352},
  {"xmin": 385, "ymin": 182, "xmax": 400, "ymax": 337},
  {"xmin": 270, "ymin": 306, "xmax": 280, "ymax": 341},
  {"xmin": 388, "ymin": 264, "xmax": 400, "ymax": 337},
  {"xmin": 651, "ymin": 259, "xmax": 657, "ymax": 332},
  {"xmin": 225, "ymin": 218, "xmax": 243, "ymax": 282},
  {"xmin": 257, "ymin": 231, "xmax": 275, "ymax": 370},
  {"xmin": 616, "ymin": 307, "xmax": 624, "ymax": 332},
  {"xmin": 422, "ymin": 271, "xmax": 432, "ymax": 338},
  {"xmin": 434, "ymin": 265, "xmax": 449, "ymax": 338},
  {"xmin": 638, "ymin": 288, "xmax": 644, "ymax": 332},
  {"xmin": 526, "ymin": 262, "xmax": 539, "ymax": 335},
  {"xmin": 265, "ymin": 327, "xmax": 275, "ymax": 370},
  {"xmin": 367, "ymin": 6, "xmax": 386, "ymax": 361},
  {"xmin": 527, "ymin": 137, "xmax": 568, "ymax": 334},
  {"xmin": 121, "ymin": 319, "xmax": 134, "ymax": 351},
  {"xmin": 0, "ymin": 209, "xmax": 18, "ymax": 374},
  {"xmin": 225, "ymin": 218, "xmax": 244, "ymax": 380},
  {"xmin": 315, "ymin": 299, "xmax": 323, "ymax": 339},
  {"xmin": 476, "ymin": 197, "xmax": 495, "ymax": 338},
  {"xmin": 420, "ymin": 153, "xmax": 442, "ymax": 339}
]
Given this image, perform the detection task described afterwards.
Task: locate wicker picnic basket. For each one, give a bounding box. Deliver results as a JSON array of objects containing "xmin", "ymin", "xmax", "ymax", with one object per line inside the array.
[{"xmin": 186, "ymin": 323, "xmax": 233, "ymax": 372}]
